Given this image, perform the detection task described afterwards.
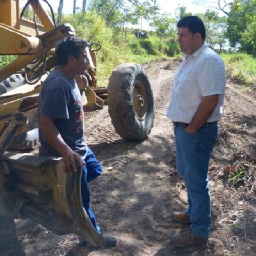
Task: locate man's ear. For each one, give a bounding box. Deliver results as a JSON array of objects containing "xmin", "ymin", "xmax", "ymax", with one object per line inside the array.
[
  {"xmin": 68, "ymin": 54, "xmax": 75, "ymax": 64},
  {"xmin": 195, "ymin": 32, "xmax": 203, "ymax": 41}
]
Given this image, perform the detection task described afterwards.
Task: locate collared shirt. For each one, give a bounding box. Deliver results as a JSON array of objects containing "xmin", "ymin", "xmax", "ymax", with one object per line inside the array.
[{"xmin": 166, "ymin": 43, "xmax": 226, "ymax": 123}]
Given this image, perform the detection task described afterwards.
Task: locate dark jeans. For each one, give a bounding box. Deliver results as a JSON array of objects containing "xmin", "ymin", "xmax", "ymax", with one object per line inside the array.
[
  {"xmin": 81, "ymin": 147, "xmax": 102, "ymax": 233},
  {"xmin": 174, "ymin": 122, "xmax": 218, "ymax": 238}
]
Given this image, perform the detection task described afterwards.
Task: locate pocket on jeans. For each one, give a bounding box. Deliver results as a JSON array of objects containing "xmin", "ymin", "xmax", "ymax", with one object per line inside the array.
[{"xmin": 179, "ymin": 128, "xmax": 199, "ymax": 143}]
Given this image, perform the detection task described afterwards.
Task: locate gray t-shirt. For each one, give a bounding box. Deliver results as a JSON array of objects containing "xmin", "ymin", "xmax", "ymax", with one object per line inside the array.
[{"xmin": 38, "ymin": 69, "xmax": 87, "ymax": 158}]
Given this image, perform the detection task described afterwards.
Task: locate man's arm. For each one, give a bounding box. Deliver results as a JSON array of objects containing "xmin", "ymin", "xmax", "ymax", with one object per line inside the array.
[
  {"xmin": 39, "ymin": 116, "xmax": 83, "ymax": 175},
  {"xmin": 185, "ymin": 94, "xmax": 219, "ymax": 133}
]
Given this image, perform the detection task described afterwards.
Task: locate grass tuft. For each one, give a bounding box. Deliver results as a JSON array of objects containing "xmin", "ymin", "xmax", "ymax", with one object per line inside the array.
[{"xmin": 221, "ymin": 53, "xmax": 256, "ymax": 88}]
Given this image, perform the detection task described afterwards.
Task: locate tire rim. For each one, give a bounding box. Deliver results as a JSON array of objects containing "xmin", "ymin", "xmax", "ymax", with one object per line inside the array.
[{"xmin": 133, "ymin": 81, "xmax": 148, "ymax": 120}]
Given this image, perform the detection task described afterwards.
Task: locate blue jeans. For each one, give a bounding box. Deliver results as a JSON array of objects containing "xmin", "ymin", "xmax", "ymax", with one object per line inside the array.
[
  {"xmin": 81, "ymin": 147, "xmax": 102, "ymax": 233},
  {"xmin": 174, "ymin": 122, "xmax": 218, "ymax": 238}
]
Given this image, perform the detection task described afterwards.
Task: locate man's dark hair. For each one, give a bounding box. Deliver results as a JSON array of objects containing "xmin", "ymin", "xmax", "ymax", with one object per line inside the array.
[
  {"xmin": 55, "ymin": 36, "xmax": 89, "ymax": 66},
  {"xmin": 177, "ymin": 16, "xmax": 206, "ymax": 41}
]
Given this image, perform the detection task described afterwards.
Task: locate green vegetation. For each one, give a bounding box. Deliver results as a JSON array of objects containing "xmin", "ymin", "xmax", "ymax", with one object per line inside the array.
[
  {"xmin": 86, "ymin": 0, "xmax": 160, "ymax": 28},
  {"xmin": 62, "ymin": 12, "xmax": 178, "ymax": 86},
  {"xmin": 227, "ymin": 0, "xmax": 256, "ymax": 56},
  {"xmin": 62, "ymin": 12, "xmax": 256, "ymax": 88},
  {"xmin": 221, "ymin": 53, "xmax": 256, "ymax": 87},
  {"xmin": 227, "ymin": 162, "xmax": 254, "ymax": 188},
  {"xmin": 0, "ymin": 56, "xmax": 17, "ymax": 69}
]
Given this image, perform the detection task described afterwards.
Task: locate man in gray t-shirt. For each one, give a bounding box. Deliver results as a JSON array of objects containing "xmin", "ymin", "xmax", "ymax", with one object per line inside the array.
[
  {"xmin": 39, "ymin": 69, "xmax": 87, "ymax": 158},
  {"xmin": 38, "ymin": 36, "xmax": 116, "ymax": 248}
]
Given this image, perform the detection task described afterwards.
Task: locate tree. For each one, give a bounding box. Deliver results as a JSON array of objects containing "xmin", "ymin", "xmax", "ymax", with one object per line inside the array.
[
  {"xmin": 240, "ymin": 16, "xmax": 256, "ymax": 56},
  {"xmin": 215, "ymin": 0, "xmax": 231, "ymax": 15},
  {"xmin": 226, "ymin": 0, "xmax": 256, "ymax": 55},
  {"xmin": 199, "ymin": 10, "xmax": 227, "ymax": 52},
  {"xmin": 150, "ymin": 13, "xmax": 176, "ymax": 40},
  {"xmin": 88, "ymin": 0, "xmax": 124, "ymax": 26},
  {"xmin": 73, "ymin": 0, "xmax": 77, "ymax": 14},
  {"xmin": 82, "ymin": 0, "xmax": 87, "ymax": 13},
  {"xmin": 176, "ymin": 6, "xmax": 192, "ymax": 20},
  {"xmin": 132, "ymin": 0, "xmax": 160, "ymax": 30},
  {"xmin": 57, "ymin": 0, "xmax": 64, "ymax": 25},
  {"xmin": 87, "ymin": 0, "xmax": 160, "ymax": 27}
]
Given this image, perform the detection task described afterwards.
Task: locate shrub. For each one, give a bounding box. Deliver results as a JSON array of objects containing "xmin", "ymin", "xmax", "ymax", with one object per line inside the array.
[
  {"xmin": 221, "ymin": 53, "xmax": 256, "ymax": 87},
  {"xmin": 139, "ymin": 39, "xmax": 157, "ymax": 55},
  {"xmin": 129, "ymin": 42, "xmax": 147, "ymax": 55}
]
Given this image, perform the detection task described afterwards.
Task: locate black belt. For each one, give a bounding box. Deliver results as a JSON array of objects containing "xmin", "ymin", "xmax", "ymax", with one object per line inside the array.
[
  {"xmin": 173, "ymin": 122, "xmax": 189, "ymax": 128},
  {"xmin": 173, "ymin": 121, "xmax": 217, "ymax": 128}
]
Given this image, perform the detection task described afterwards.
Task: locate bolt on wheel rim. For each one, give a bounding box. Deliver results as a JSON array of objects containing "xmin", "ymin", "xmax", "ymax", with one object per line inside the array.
[{"xmin": 133, "ymin": 81, "xmax": 148, "ymax": 120}]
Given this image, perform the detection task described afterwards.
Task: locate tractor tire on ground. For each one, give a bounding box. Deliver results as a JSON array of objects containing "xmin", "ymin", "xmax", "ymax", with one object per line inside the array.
[{"xmin": 108, "ymin": 63, "xmax": 154, "ymax": 140}]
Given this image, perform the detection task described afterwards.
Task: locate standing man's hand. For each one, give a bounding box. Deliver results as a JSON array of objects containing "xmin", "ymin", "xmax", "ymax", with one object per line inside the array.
[
  {"xmin": 185, "ymin": 126, "xmax": 197, "ymax": 133},
  {"xmin": 184, "ymin": 95, "xmax": 219, "ymax": 134},
  {"xmin": 61, "ymin": 147, "xmax": 83, "ymax": 175}
]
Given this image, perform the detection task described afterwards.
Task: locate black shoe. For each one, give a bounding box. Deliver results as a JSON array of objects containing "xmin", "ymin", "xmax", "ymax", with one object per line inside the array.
[
  {"xmin": 79, "ymin": 235, "xmax": 117, "ymax": 248},
  {"xmin": 78, "ymin": 238, "xmax": 87, "ymax": 246},
  {"xmin": 104, "ymin": 235, "xmax": 117, "ymax": 248}
]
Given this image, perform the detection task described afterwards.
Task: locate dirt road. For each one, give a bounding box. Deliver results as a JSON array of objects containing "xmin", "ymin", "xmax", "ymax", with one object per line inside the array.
[{"xmin": 3, "ymin": 59, "xmax": 256, "ymax": 256}]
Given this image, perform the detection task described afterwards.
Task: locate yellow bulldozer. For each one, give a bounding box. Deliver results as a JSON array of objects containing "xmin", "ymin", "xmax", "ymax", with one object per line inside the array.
[{"xmin": 0, "ymin": 0, "xmax": 154, "ymax": 251}]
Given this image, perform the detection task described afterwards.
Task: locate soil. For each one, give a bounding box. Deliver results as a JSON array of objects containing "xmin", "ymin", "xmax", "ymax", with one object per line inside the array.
[{"xmin": 1, "ymin": 59, "xmax": 256, "ymax": 256}]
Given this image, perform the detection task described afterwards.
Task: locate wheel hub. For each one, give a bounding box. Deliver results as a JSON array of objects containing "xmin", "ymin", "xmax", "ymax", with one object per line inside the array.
[
  {"xmin": 133, "ymin": 81, "xmax": 148, "ymax": 120},
  {"xmin": 138, "ymin": 95, "xmax": 144, "ymax": 107}
]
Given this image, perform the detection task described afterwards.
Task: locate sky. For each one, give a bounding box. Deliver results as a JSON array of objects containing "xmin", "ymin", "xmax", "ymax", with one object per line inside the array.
[
  {"xmin": 158, "ymin": 0, "xmax": 213, "ymax": 15},
  {"xmin": 20, "ymin": 0, "xmax": 215, "ymax": 16}
]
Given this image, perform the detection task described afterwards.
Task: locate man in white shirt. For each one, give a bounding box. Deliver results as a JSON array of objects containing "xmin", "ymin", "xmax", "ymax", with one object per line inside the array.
[{"xmin": 166, "ymin": 16, "xmax": 226, "ymax": 247}]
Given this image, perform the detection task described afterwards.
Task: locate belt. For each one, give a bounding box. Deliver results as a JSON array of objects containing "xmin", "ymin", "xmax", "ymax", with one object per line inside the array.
[
  {"xmin": 173, "ymin": 121, "xmax": 217, "ymax": 128},
  {"xmin": 173, "ymin": 122, "xmax": 189, "ymax": 128}
]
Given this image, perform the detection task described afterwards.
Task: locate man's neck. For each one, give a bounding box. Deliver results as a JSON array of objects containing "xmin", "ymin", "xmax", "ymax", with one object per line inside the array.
[
  {"xmin": 58, "ymin": 66, "xmax": 75, "ymax": 80},
  {"xmin": 187, "ymin": 42, "xmax": 205, "ymax": 56}
]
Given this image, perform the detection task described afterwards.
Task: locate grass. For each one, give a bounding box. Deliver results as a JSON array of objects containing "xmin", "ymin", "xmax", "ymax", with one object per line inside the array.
[
  {"xmin": 61, "ymin": 13, "xmax": 179, "ymax": 87},
  {"xmin": 225, "ymin": 124, "xmax": 238, "ymax": 133},
  {"xmin": 227, "ymin": 162, "xmax": 253, "ymax": 188},
  {"xmin": 0, "ymin": 56, "xmax": 17, "ymax": 69},
  {"xmin": 221, "ymin": 53, "xmax": 256, "ymax": 88}
]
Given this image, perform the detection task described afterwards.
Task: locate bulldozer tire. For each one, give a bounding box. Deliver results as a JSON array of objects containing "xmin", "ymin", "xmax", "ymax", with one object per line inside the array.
[
  {"xmin": 0, "ymin": 74, "xmax": 24, "ymax": 96},
  {"xmin": 108, "ymin": 63, "xmax": 154, "ymax": 140}
]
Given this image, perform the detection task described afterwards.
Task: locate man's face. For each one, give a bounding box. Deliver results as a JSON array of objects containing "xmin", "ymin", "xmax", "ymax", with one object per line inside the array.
[
  {"xmin": 72, "ymin": 48, "xmax": 88, "ymax": 76},
  {"xmin": 177, "ymin": 27, "xmax": 199, "ymax": 55}
]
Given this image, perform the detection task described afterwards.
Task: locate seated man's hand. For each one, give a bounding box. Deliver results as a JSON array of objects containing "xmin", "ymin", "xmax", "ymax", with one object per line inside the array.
[{"xmin": 62, "ymin": 148, "xmax": 83, "ymax": 175}]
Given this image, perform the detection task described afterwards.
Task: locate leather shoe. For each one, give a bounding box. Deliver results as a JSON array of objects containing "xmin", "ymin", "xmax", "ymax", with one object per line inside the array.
[
  {"xmin": 171, "ymin": 211, "xmax": 190, "ymax": 224},
  {"xmin": 171, "ymin": 228, "xmax": 208, "ymax": 247}
]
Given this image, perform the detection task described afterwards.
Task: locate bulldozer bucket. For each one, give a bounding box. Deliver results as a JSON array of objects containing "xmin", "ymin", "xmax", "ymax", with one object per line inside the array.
[
  {"xmin": 0, "ymin": 112, "xmax": 105, "ymax": 247},
  {"xmin": 1, "ymin": 153, "xmax": 106, "ymax": 247}
]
